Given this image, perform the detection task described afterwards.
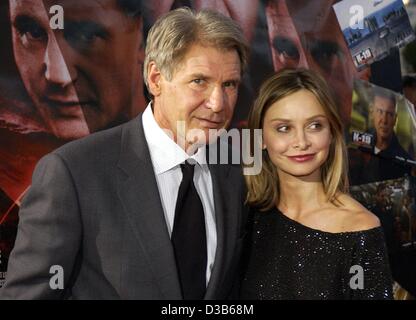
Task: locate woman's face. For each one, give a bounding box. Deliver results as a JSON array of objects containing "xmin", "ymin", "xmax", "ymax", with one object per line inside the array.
[{"xmin": 262, "ymin": 89, "xmax": 332, "ymax": 180}]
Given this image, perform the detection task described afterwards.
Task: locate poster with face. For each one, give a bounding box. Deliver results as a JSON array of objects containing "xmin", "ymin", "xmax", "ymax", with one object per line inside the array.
[
  {"xmin": 348, "ymin": 80, "xmax": 416, "ymax": 294},
  {"xmin": 265, "ymin": 0, "xmax": 374, "ymax": 125},
  {"xmin": 348, "ymin": 79, "xmax": 415, "ymax": 186},
  {"xmin": 333, "ymin": 0, "xmax": 415, "ymax": 71},
  {"xmin": 348, "ymin": 80, "xmax": 416, "ymax": 169},
  {"xmin": 0, "ymin": 0, "xmax": 415, "ymax": 291},
  {"xmin": 0, "ymin": 0, "xmax": 147, "ymax": 286}
]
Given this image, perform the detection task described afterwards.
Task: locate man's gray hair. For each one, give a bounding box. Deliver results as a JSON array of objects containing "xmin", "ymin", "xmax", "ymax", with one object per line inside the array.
[
  {"xmin": 372, "ymin": 86, "xmax": 398, "ymax": 113},
  {"xmin": 143, "ymin": 7, "xmax": 249, "ymax": 94}
]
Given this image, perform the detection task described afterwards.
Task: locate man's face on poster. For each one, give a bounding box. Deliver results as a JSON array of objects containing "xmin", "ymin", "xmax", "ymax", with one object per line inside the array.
[
  {"xmin": 9, "ymin": 0, "xmax": 144, "ymax": 140},
  {"xmin": 193, "ymin": 0, "xmax": 260, "ymax": 43},
  {"xmin": 372, "ymin": 95, "xmax": 397, "ymax": 143},
  {"xmin": 266, "ymin": 0, "xmax": 307, "ymax": 69},
  {"xmin": 266, "ymin": 0, "xmax": 370, "ymax": 123},
  {"xmin": 145, "ymin": 0, "xmax": 259, "ymax": 44}
]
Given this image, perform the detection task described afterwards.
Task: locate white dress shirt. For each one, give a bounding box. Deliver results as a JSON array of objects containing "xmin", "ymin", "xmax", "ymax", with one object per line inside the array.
[{"xmin": 142, "ymin": 104, "xmax": 217, "ymax": 285}]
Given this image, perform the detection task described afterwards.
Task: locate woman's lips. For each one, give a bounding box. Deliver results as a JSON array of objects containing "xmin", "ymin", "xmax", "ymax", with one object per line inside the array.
[{"xmin": 287, "ymin": 153, "xmax": 316, "ymax": 163}]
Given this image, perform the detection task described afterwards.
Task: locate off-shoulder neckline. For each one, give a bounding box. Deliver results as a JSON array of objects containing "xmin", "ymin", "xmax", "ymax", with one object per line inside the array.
[{"xmin": 260, "ymin": 207, "xmax": 382, "ymax": 236}]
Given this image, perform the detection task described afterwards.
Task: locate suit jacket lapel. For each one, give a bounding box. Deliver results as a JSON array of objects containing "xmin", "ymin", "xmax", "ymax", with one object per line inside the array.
[
  {"xmin": 116, "ymin": 114, "xmax": 182, "ymax": 299},
  {"xmin": 204, "ymin": 144, "xmax": 238, "ymax": 299}
]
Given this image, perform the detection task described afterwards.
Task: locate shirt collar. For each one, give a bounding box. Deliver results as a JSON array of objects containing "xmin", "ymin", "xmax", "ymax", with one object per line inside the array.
[{"xmin": 142, "ymin": 104, "xmax": 207, "ymax": 175}]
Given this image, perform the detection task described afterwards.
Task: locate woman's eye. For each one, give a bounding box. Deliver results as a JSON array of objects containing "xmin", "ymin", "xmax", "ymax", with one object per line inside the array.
[
  {"xmin": 276, "ymin": 126, "xmax": 289, "ymax": 133},
  {"xmin": 309, "ymin": 122, "xmax": 322, "ymax": 130}
]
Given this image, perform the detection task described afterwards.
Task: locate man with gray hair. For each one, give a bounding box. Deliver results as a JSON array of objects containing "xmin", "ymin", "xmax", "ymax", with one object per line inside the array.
[
  {"xmin": 370, "ymin": 88, "xmax": 412, "ymax": 176},
  {"xmin": 0, "ymin": 8, "xmax": 249, "ymax": 299},
  {"xmin": 354, "ymin": 88, "xmax": 412, "ymax": 185}
]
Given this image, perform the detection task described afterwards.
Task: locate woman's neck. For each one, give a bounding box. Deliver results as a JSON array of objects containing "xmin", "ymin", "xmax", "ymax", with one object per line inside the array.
[{"xmin": 277, "ymin": 170, "xmax": 329, "ymax": 218}]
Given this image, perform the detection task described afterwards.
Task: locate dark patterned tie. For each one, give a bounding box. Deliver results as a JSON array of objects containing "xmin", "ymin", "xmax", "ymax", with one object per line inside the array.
[{"xmin": 171, "ymin": 161, "xmax": 207, "ymax": 299}]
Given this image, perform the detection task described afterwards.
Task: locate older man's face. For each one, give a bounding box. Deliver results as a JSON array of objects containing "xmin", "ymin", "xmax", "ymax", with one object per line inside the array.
[
  {"xmin": 372, "ymin": 95, "xmax": 396, "ymax": 142},
  {"xmin": 151, "ymin": 43, "xmax": 241, "ymax": 150},
  {"xmin": 10, "ymin": 0, "xmax": 145, "ymax": 140}
]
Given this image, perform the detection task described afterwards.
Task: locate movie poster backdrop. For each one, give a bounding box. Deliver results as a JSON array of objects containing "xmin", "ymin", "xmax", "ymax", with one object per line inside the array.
[{"xmin": 0, "ymin": 0, "xmax": 414, "ymax": 294}]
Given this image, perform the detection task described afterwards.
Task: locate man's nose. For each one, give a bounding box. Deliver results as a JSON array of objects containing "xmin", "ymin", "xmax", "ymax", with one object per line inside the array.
[
  {"xmin": 206, "ymin": 85, "xmax": 225, "ymax": 113},
  {"xmin": 298, "ymin": 50, "xmax": 310, "ymax": 68},
  {"xmin": 44, "ymin": 36, "xmax": 76, "ymax": 87}
]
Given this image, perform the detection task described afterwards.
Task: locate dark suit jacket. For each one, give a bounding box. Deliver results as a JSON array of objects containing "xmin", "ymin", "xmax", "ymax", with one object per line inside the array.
[
  {"xmin": 0, "ymin": 114, "xmax": 248, "ymax": 299},
  {"xmin": 350, "ymin": 131, "xmax": 412, "ymax": 186}
]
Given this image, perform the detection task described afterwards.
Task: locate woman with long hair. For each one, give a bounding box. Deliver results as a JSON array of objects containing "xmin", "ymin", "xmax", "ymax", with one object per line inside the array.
[{"xmin": 240, "ymin": 68, "xmax": 393, "ymax": 299}]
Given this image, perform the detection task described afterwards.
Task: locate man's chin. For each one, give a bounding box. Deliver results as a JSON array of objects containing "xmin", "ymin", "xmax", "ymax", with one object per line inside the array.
[
  {"xmin": 378, "ymin": 132, "xmax": 392, "ymax": 140},
  {"xmin": 49, "ymin": 120, "xmax": 91, "ymax": 141}
]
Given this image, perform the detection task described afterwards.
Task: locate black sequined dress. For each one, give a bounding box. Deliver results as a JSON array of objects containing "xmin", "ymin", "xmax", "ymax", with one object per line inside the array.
[{"xmin": 240, "ymin": 207, "xmax": 393, "ymax": 300}]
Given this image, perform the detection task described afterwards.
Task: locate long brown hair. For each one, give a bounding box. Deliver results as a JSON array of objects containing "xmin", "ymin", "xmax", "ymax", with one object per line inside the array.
[{"xmin": 245, "ymin": 68, "xmax": 349, "ymax": 210}]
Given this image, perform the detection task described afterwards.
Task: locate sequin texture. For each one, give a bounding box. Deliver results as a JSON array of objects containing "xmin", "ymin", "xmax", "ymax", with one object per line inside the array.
[{"xmin": 240, "ymin": 207, "xmax": 393, "ymax": 300}]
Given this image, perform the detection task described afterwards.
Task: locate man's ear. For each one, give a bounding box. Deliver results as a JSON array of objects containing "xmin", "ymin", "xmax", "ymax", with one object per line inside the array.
[{"xmin": 147, "ymin": 61, "xmax": 162, "ymax": 97}]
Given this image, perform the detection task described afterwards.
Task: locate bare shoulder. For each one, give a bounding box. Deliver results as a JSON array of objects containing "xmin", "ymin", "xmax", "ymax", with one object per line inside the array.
[{"xmin": 334, "ymin": 194, "xmax": 381, "ymax": 232}]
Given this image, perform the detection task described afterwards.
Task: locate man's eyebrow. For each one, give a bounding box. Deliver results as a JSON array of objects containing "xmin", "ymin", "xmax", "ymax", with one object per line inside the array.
[
  {"xmin": 227, "ymin": 76, "xmax": 241, "ymax": 82},
  {"xmin": 189, "ymin": 73, "xmax": 210, "ymax": 80},
  {"xmin": 309, "ymin": 38, "xmax": 340, "ymax": 49},
  {"xmin": 13, "ymin": 14, "xmax": 43, "ymax": 30},
  {"xmin": 308, "ymin": 38, "xmax": 342, "ymax": 57},
  {"xmin": 13, "ymin": 14, "xmax": 32, "ymax": 23},
  {"xmin": 273, "ymin": 35, "xmax": 300, "ymax": 59},
  {"xmin": 375, "ymin": 107, "xmax": 395, "ymax": 114},
  {"xmin": 64, "ymin": 20, "xmax": 110, "ymax": 38},
  {"xmin": 188, "ymin": 73, "xmax": 240, "ymax": 82}
]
